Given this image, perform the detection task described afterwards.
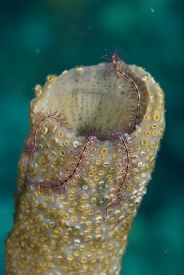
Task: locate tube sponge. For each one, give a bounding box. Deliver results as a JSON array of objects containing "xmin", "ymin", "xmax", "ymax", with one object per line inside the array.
[{"xmin": 5, "ymin": 59, "xmax": 165, "ymax": 275}]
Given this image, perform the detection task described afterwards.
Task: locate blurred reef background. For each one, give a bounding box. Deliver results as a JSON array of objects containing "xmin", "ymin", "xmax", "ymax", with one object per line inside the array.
[{"xmin": 0, "ymin": 0, "xmax": 184, "ymax": 274}]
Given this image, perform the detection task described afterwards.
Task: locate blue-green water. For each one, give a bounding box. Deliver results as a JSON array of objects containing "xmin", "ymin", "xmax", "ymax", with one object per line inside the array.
[{"xmin": 1, "ymin": 0, "xmax": 184, "ymax": 274}]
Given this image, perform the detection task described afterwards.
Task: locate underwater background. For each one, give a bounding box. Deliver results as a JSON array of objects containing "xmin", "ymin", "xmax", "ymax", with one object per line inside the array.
[{"xmin": 0, "ymin": 0, "xmax": 184, "ymax": 274}]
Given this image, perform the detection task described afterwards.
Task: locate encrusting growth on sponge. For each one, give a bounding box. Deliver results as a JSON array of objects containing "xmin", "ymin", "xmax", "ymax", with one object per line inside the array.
[{"xmin": 5, "ymin": 55, "xmax": 165, "ymax": 275}]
